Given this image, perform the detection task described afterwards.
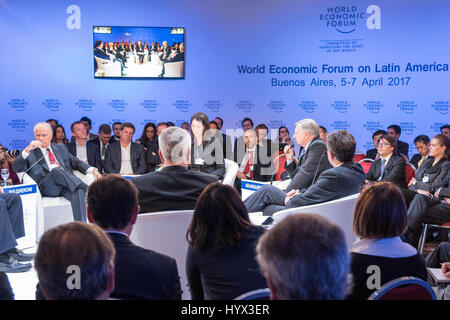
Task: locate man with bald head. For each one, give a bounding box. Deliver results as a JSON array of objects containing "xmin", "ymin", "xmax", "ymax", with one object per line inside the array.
[{"xmin": 13, "ymin": 122, "xmax": 102, "ymax": 222}]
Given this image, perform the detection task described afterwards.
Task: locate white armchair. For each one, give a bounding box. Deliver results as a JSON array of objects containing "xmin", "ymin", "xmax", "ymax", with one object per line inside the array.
[
  {"xmin": 222, "ymin": 159, "xmax": 239, "ymax": 186},
  {"xmin": 19, "ymin": 171, "xmax": 95, "ymax": 242}
]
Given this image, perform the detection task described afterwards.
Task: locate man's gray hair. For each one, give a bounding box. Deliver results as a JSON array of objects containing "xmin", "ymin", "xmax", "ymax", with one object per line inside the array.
[
  {"xmin": 256, "ymin": 214, "xmax": 350, "ymax": 300},
  {"xmin": 295, "ymin": 119, "xmax": 320, "ymax": 138},
  {"xmin": 158, "ymin": 126, "xmax": 191, "ymax": 164},
  {"xmin": 34, "ymin": 122, "xmax": 53, "ymax": 134}
]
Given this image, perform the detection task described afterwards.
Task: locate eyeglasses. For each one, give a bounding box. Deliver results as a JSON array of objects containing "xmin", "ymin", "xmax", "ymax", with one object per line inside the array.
[{"xmin": 378, "ymin": 141, "xmax": 392, "ymax": 147}]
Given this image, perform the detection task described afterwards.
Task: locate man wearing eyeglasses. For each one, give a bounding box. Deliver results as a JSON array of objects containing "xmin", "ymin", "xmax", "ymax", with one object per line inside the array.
[{"xmin": 365, "ymin": 135, "xmax": 406, "ymax": 187}]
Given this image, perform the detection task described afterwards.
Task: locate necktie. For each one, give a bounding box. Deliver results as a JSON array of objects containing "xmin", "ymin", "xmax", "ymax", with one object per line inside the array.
[
  {"xmin": 379, "ymin": 159, "xmax": 386, "ymax": 180},
  {"xmin": 102, "ymin": 144, "xmax": 107, "ymax": 157},
  {"xmin": 242, "ymin": 151, "xmax": 254, "ymax": 179},
  {"xmin": 418, "ymin": 155, "xmax": 426, "ymax": 168},
  {"xmin": 47, "ymin": 148, "xmax": 60, "ymax": 167},
  {"xmin": 375, "ymin": 153, "xmax": 381, "ymax": 160}
]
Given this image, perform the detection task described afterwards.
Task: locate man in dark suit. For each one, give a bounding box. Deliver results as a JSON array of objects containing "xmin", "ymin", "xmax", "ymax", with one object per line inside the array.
[
  {"xmin": 103, "ymin": 122, "xmax": 147, "ymax": 175},
  {"xmin": 365, "ymin": 135, "xmax": 406, "ymax": 187},
  {"xmin": 0, "ymin": 191, "xmax": 34, "ymax": 273},
  {"xmin": 68, "ymin": 121, "xmax": 102, "ymax": 172},
  {"xmin": 13, "ymin": 122, "xmax": 102, "ymax": 222},
  {"xmin": 410, "ymin": 135, "xmax": 430, "ymax": 169},
  {"xmin": 234, "ymin": 129, "xmax": 272, "ymax": 191},
  {"xmin": 234, "ymin": 117, "xmax": 254, "ymax": 162},
  {"xmin": 246, "ymin": 130, "xmax": 364, "ymax": 216},
  {"xmin": 87, "ymin": 175, "xmax": 182, "ymax": 299},
  {"xmin": 366, "ymin": 129, "xmax": 387, "ymax": 160},
  {"xmin": 109, "ymin": 122, "xmax": 122, "ymax": 144},
  {"xmin": 90, "ymin": 123, "xmax": 114, "ymax": 171},
  {"xmin": 131, "ymin": 126, "xmax": 218, "ymax": 213},
  {"xmin": 388, "ymin": 124, "xmax": 409, "ymax": 158},
  {"xmin": 404, "ymin": 168, "xmax": 450, "ymax": 248},
  {"xmin": 244, "ymin": 119, "xmax": 332, "ymax": 214}
]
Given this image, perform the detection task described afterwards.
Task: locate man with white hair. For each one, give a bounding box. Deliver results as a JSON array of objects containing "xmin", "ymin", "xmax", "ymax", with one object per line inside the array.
[
  {"xmin": 244, "ymin": 119, "xmax": 332, "ymax": 215},
  {"xmin": 130, "ymin": 126, "xmax": 218, "ymax": 213},
  {"xmin": 13, "ymin": 122, "xmax": 102, "ymax": 222}
]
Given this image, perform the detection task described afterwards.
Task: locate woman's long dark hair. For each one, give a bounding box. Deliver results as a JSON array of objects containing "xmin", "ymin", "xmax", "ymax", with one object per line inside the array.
[
  {"xmin": 187, "ymin": 183, "xmax": 251, "ymax": 251},
  {"xmin": 138, "ymin": 122, "xmax": 157, "ymax": 144}
]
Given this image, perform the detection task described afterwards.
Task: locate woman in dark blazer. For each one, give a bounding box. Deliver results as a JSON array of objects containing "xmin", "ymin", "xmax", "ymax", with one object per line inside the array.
[
  {"xmin": 189, "ymin": 112, "xmax": 225, "ymax": 180},
  {"xmin": 136, "ymin": 122, "xmax": 159, "ymax": 172},
  {"xmin": 186, "ymin": 183, "xmax": 267, "ymax": 300},
  {"xmin": 347, "ymin": 182, "xmax": 427, "ymax": 300},
  {"xmin": 403, "ymin": 134, "xmax": 450, "ymax": 205}
]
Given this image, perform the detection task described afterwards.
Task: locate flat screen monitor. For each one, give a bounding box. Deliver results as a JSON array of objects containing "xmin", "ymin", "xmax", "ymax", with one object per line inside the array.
[{"xmin": 93, "ymin": 26, "xmax": 185, "ymax": 79}]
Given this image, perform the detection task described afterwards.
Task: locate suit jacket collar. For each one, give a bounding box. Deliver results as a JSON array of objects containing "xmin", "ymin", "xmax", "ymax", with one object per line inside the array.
[
  {"xmin": 106, "ymin": 231, "xmax": 132, "ymax": 245},
  {"xmin": 32, "ymin": 147, "xmax": 50, "ymax": 172},
  {"xmin": 160, "ymin": 165, "xmax": 189, "ymax": 173}
]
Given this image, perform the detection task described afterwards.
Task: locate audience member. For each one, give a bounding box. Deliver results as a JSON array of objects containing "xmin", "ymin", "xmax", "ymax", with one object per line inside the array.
[
  {"xmin": 402, "ymin": 134, "xmax": 449, "ymax": 206},
  {"xmin": 388, "ymin": 124, "xmax": 409, "ymax": 158},
  {"xmin": 186, "ymin": 183, "xmax": 267, "ymax": 300},
  {"xmin": 190, "ymin": 112, "xmax": 225, "ymax": 179},
  {"xmin": 103, "ymin": 122, "xmax": 147, "ymax": 175},
  {"xmin": 131, "ymin": 126, "xmax": 218, "ymax": 213},
  {"xmin": 244, "ymin": 119, "xmax": 332, "ymax": 214},
  {"xmin": 13, "ymin": 122, "xmax": 101, "ymax": 222},
  {"xmin": 249, "ymin": 130, "xmax": 365, "ymax": 215},
  {"xmin": 87, "ymin": 175, "xmax": 182, "ymax": 299},
  {"xmin": 319, "ymin": 125, "xmax": 328, "ymax": 144},
  {"xmin": 348, "ymin": 182, "xmax": 427, "ymax": 300},
  {"xmin": 365, "ymin": 129, "xmax": 386, "ymax": 160},
  {"xmin": 255, "ymin": 123, "xmax": 273, "ymax": 154},
  {"xmin": 410, "ymin": 135, "xmax": 430, "ymax": 169},
  {"xmin": 80, "ymin": 117, "xmax": 98, "ymax": 141},
  {"xmin": 109, "ymin": 122, "xmax": 122, "ymax": 144},
  {"xmin": 234, "ymin": 129, "xmax": 272, "ymax": 191},
  {"xmin": 256, "ymin": 214, "xmax": 350, "ymax": 300},
  {"xmin": 46, "ymin": 119, "xmax": 59, "ymax": 131},
  {"xmin": 0, "ymin": 187, "xmax": 33, "ymax": 273},
  {"xmin": 90, "ymin": 123, "xmax": 113, "ymax": 169},
  {"xmin": 52, "ymin": 125, "xmax": 69, "ymax": 145},
  {"xmin": 68, "ymin": 121, "xmax": 102, "ymax": 172},
  {"xmin": 271, "ymin": 126, "xmax": 295, "ymax": 181},
  {"xmin": 0, "ymin": 144, "xmax": 20, "ymax": 185},
  {"xmin": 441, "ymin": 125, "xmax": 450, "ymax": 140},
  {"xmin": 404, "ymin": 146, "xmax": 450, "ymax": 248},
  {"xmin": 234, "ymin": 118, "xmax": 254, "ymax": 161},
  {"xmin": 34, "ymin": 222, "xmax": 115, "ymax": 300},
  {"xmin": 365, "ymin": 135, "xmax": 406, "ymax": 187},
  {"xmin": 136, "ymin": 123, "xmax": 159, "ymax": 172},
  {"xmin": 180, "ymin": 122, "xmax": 190, "ymax": 132},
  {"xmin": 425, "ymin": 242, "xmax": 450, "ymax": 300}
]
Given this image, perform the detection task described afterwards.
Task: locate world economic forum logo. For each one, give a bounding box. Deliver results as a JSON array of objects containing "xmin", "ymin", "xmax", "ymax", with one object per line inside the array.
[
  {"xmin": 8, "ymin": 99, "xmax": 28, "ymax": 112},
  {"xmin": 431, "ymin": 101, "xmax": 449, "ymax": 115},
  {"xmin": 235, "ymin": 100, "xmax": 254, "ymax": 113},
  {"xmin": 42, "ymin": 99, "xmax": 62, "ymax": 112},
  {"xmin": 331, "ymin": 121, "xmax": 351, "ymax": 131},
  {"xmin": 399, "ymin": 122, "xmax": 417, "ymax": 136},
  {"xmin": 76, "ymin": 99, "xmax": 95, "ymax": 112},
  {"xmin": 364, "ymin": 101, "xmax": 384, "ymax": 114},
  {"xmin": 363, "ymin": 121, "xmax": 384, "ymax": 132},
  {"xmin": 267, "ymin": 100, "xmax": 286, "ymax": 113},
  {"xmin": 320, "ymin": 5, "xmax": 381, "ymax": 34},
  {"xmin": 205, "ymin": 100, "xmax": 223, "ymax": 113},
  {"xmin": 141, "ymin": 100, "xmax": 159, "ymax": 112},
  {"xmin": 9, "ymin": 140, "xmax": 28, "ymax": 150},
  {"xmin": 109, "ymin": 119, "xmax": 125, "ymax": 127},
  {"xmin": 173, "ymin": 100, "xmax": 191, "ymax": 113},
  {"xmin": 109, "ymin": 99, "xmax": 127, "ymax": 112},
  {"xmin": 397, "ymin": 101, "xmax": 418, "ymax": 115},
  {"xmin": 332, "ymin": 100, "xmax": 350, "ymax": 113},
  {"xmin": 8, "ymin": 120, "xmax": 30, "ymax": 133},
  {"xmin": 299, "ymin": 101, "xmax": 318, "ymax": 114},
  {"xmin": 430, "ymin": 122, "xmax": 446, "ymax": 133}
]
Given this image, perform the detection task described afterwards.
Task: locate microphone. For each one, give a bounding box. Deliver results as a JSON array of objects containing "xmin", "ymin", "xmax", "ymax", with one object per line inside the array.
[
  {"xmin": 312, "ymin": 151, "xmax": 327, "ymax": 185},
  {"xmin": 270, "ymin": 153, "xmax": 286, "ymax": 185},
  {"xmin": 20, "ymin": 149, "xmax": 49, "ymax": 184}
]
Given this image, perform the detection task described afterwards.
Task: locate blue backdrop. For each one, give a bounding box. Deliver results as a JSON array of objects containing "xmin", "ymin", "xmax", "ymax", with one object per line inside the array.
[{"xmin": 1, "ymin": 0, "xmax": 449, "ymax": 156}]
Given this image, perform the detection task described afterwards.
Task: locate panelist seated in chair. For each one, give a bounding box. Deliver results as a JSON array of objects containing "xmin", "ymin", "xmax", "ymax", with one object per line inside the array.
[
  {"xmin": 103, "ymin": 122, "xmax": 147, "ymax": 175},
  {"xmin": 245, "ymin": 130, "xmax": 365, "ymax": 216},
  {"xmin": 130, "ymin": 126, "xmax": 218, "ymax": 213},
  {"xmin": 68, "ymin": 121, "xmax": 102, "ymax": 173},
  {"xmin": 243, "ymin": 118, "xmax": 332, "ymax": 215},
  {"xmin": 234, "ymin": 128, "xmax": 272, "ymax": 191},
  {"xmin": 12, "ymin": 122, "xmax": 102, "ymax": 222},
  {"xmin": 365, "ymin": 135, "xmax": 406, "ymax": 188}
]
